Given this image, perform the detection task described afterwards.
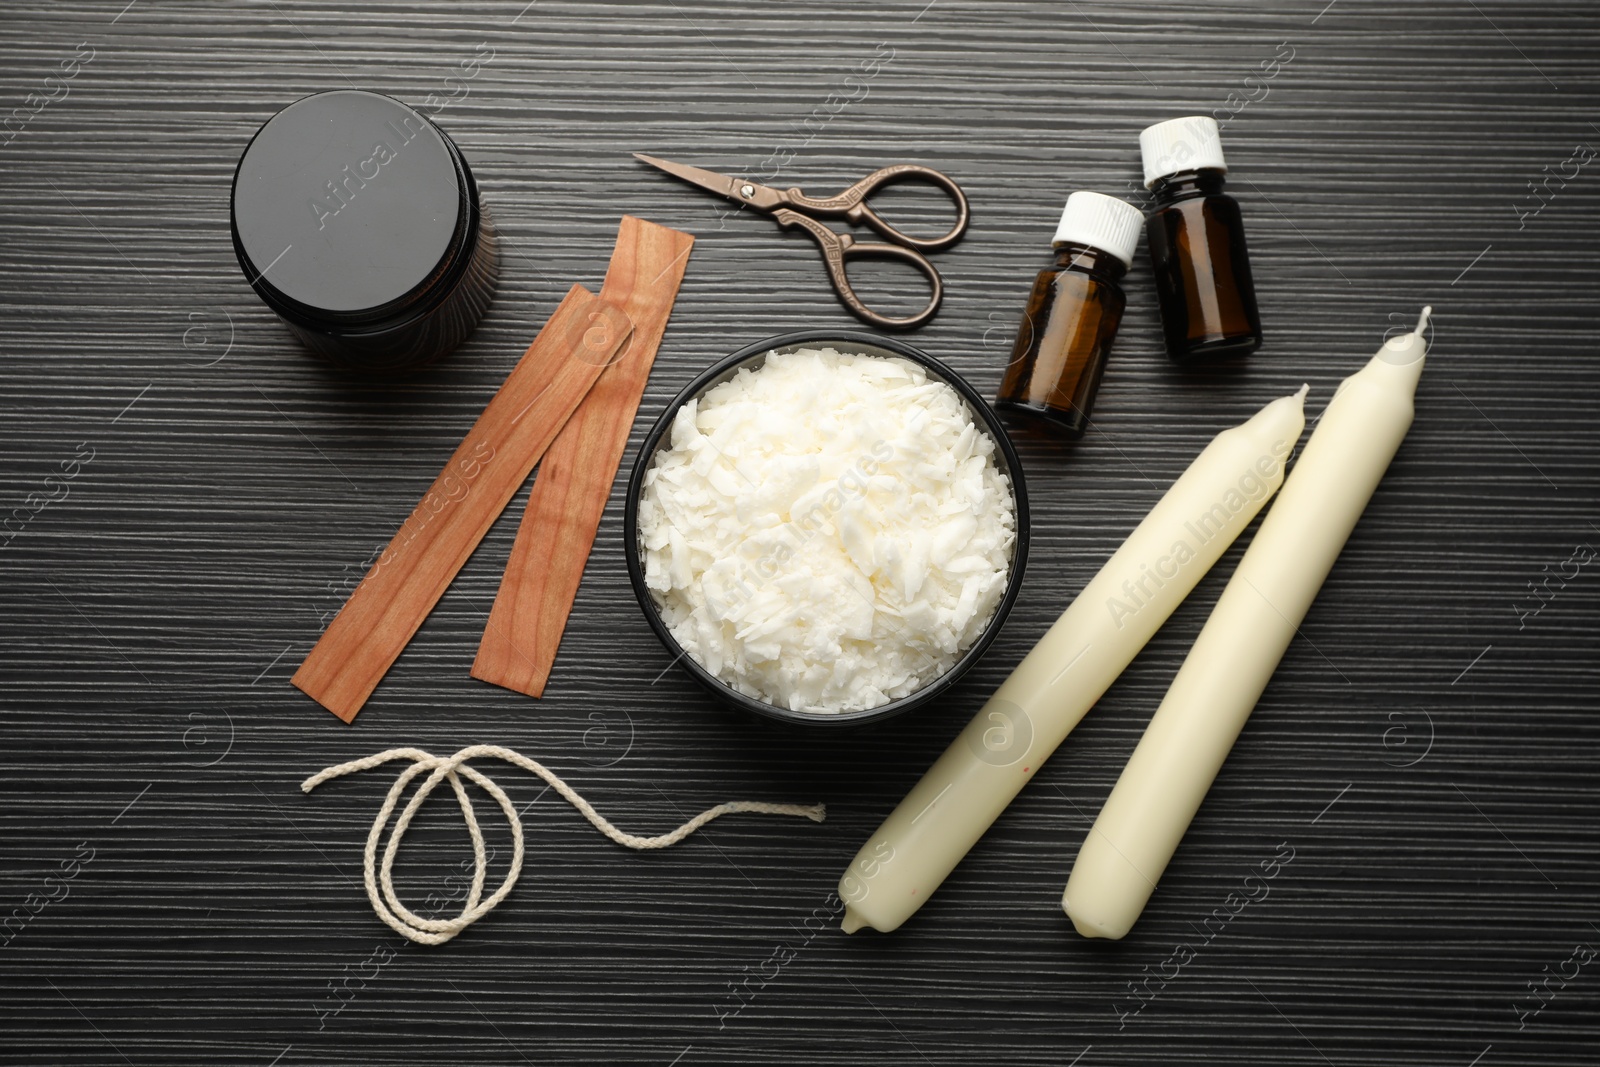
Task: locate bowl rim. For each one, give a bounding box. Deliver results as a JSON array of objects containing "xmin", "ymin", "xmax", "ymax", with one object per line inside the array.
[{"xmin": 622, "ymin": 329, "xmax": 1031, "ymax": 728}]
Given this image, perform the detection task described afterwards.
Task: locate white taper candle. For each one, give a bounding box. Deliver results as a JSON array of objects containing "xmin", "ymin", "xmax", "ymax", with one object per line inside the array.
[
  {"xmin": 1064, "ymin": 308, "xmax": 1431, "ymax": 939},
  {"xmin": 839, "ymin": 386, "xmax": 1309, "ymax": 934}
]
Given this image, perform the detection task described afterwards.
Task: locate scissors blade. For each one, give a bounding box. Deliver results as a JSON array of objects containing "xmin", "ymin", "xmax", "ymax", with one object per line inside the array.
[{"xmin": 633, "ymin": 153, "xmax": 782, "ymax": 212}]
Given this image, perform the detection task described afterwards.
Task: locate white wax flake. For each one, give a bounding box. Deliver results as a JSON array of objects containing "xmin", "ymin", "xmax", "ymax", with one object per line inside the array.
[{"xmin": 638, "ymin": 348, "xmax": 1016, "ymax": 713}]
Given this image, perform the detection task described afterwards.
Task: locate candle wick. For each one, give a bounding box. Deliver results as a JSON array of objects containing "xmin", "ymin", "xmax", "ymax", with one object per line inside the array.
[
  {"xmin": 301, "ymin": 745, "xmax": 826, "ymax": 945},
  {"xmin": 1414, "ymin": 305, "xmax": 1433, "ymax": 342}
]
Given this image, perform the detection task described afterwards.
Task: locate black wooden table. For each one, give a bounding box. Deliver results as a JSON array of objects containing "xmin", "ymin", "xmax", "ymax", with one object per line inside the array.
[{"xmin": 3, "ymin": 2, "xmax": 1597, "ymax": 1064}]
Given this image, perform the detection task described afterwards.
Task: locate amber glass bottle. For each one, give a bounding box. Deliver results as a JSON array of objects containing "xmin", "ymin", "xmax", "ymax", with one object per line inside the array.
[
  {"xmin": 996, "ymin": 191, "xmax": 1143, "ymax": 438},
  {"xmin": 1140, "ymin": 116, "xmax": 1262, "ymax": 363}
]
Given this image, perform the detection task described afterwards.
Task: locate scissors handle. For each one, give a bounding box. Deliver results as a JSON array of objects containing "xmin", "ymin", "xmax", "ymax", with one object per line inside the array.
[
  {"xmin": 782, "ymin": 165, "xmax": 969, "ymax": 252},
  {"xmin": 773, "ymin": 208, "xmax": 943, "ymax": 331}
]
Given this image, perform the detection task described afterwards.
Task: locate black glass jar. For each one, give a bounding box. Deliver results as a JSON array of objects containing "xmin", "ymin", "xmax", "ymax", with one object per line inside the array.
[{"xmin": 230, "ymin": 90, "xmax": 498, "ymax": 373}]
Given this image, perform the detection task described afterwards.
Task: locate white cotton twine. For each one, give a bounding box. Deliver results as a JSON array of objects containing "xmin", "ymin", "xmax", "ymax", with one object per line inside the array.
[{"xmin": 301, "ymin": 745, "xmax": 826, "ymax": 946}]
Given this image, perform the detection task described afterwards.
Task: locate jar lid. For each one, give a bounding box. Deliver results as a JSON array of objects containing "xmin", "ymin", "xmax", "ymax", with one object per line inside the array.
[{"xmin": 231, "ymin": 90, "xmax": 464, "ymax": 316}]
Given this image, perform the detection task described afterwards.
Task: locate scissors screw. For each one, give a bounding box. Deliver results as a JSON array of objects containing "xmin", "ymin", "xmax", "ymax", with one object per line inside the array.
[{"xmin": 740, "ymin": 184, "xmax": 755, "ymax": 198}]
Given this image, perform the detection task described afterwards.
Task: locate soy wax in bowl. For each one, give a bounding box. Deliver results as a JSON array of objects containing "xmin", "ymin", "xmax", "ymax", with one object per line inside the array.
[{"xmin": 622, "ymin": 331, "xmax": 1030, "ymax": 728}]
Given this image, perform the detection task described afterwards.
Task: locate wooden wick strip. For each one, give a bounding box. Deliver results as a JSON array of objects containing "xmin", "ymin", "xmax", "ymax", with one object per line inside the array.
[
  {"xmin": 472, "ymin": 216, "xmax": 694, "ymax": 698},
  {"xmin": 293, "ymin": 284, "xmax": 634, "ymax": 722}
]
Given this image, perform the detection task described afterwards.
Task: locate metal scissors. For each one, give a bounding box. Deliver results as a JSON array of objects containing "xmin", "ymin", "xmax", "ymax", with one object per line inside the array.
[{"xmin": 634, "ymin": 153, "xmax": 969, "ymax": 331}]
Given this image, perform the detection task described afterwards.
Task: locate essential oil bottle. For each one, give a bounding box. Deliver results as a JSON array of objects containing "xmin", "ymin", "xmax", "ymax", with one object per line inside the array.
[
  {"xmin": 996, "ymin": 191, "xmax": 1144, "ymax": 438},
  {"xmin": 1140, "ymin": 116, "xmax": 1263, "ymax": 363}
]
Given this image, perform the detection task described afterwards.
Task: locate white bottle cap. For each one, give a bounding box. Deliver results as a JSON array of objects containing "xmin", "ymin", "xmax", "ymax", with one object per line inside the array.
[
  {"xmin": 1051, "ymin": 191, "xmax": 1144, "ymax": 267},
  {"xmin": 1140, "ymin": 115, "xmax": 1227, "ymax": 188}
]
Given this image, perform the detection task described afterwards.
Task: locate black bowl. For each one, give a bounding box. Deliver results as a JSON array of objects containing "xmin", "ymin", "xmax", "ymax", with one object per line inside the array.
[{"xmin": 622, "ymin": 330, "xmax": 1031, "ymax": 728}]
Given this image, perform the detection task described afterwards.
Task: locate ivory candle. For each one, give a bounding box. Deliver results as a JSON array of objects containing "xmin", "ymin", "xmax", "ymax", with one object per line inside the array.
[
  {"xmin": 839, "ymin": 387, "xmax": 1308, "ymax": 934},
  {"xmin": 1064, "ymin": 308, "xmax": 1431, "ymax": 940}
]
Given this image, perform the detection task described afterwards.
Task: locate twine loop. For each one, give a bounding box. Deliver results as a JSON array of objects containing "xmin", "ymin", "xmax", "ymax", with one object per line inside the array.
[{"xmin": 302, "ymin": 745, "xmax": 825, "ymax": 945}]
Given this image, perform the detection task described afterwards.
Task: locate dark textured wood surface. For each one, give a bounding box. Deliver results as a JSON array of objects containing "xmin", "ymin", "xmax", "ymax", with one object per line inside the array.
[{"xmin": 2, "ymin": 2, "xmax": 1597, "ymax": 1064}]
